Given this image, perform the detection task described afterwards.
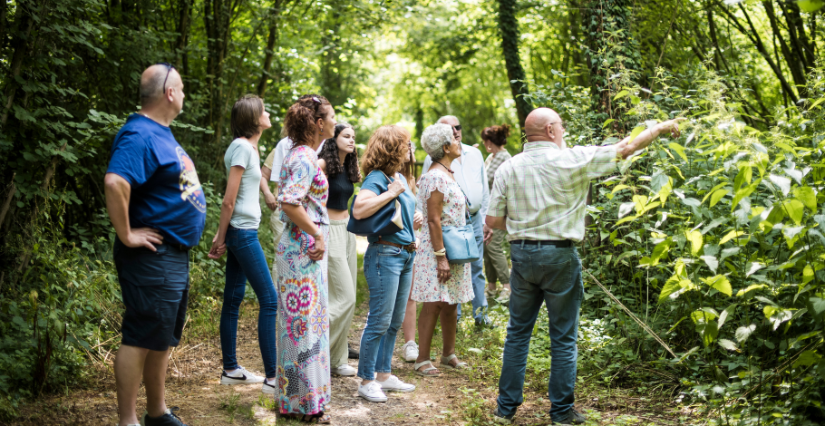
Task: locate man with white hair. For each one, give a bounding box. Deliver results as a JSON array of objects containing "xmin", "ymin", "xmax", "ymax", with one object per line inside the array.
[
  {"xmin": 420, "ymin": 115, "xmax": 492, "ymax": 327},
  {"xmin": 105, "ymin": 64, "xmax": 204, "ymax": 426},
  {"xmin": 487, "ymin": 107, "xmax": 683, "ymax": 425}
]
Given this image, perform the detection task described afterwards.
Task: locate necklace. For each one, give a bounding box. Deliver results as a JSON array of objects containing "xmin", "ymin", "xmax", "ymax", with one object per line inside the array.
[{"xmin": 434, "ymin": 160, "xmax": 454, "ymax": 174}]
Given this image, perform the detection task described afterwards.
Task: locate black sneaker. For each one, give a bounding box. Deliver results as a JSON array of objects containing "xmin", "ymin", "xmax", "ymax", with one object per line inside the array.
[
  {"xmin": 552, "ymin": 408, "xmax": 586, "ymax": 425},
  {"xmin": 348, "ymin": 343, "xmax": 360, "ymax": 359},
  {"xmin": 142, "ymin": 408, "xmax": 187, "ymax": 426}
]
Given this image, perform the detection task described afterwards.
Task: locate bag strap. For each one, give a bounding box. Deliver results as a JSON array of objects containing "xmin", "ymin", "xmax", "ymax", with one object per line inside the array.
[{"xmin": 458, "ymin": 186, "xmax": 472, "ymax": 220}]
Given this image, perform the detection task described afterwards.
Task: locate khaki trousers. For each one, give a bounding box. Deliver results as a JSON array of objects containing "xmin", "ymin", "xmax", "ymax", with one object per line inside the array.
[
  {"xmin": 483, "ymin": 228, "xmax": 510, "ymax": 285},
  {"xmin": 269, "ymin": 210, "xmax": 284, "ymax": 283},
  {"xmin": 327, "ymin": 218, "xmax": 357, "ymax": 368}
]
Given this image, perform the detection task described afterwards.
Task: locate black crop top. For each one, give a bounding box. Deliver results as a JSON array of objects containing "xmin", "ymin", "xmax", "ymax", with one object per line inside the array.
[{"xmin": 327, "ymin": 171, "xmax": 354, "ymax": 210}]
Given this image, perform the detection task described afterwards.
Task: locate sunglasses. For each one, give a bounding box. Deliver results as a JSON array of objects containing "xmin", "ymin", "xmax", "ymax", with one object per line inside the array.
[
  {"xmin": 157, "ymin": 62, "xmax": 176, "ymax": 94},
  {"xmin": 452, "ymin": 124, "xmax": 462, "ymax": 132}
]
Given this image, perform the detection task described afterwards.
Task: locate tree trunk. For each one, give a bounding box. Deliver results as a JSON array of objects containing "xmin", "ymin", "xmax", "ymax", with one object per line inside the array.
[
  {"xmin": 496, "ymin": 0, "xmax": 532, "ymax": 131},
  {"xmin": 257, "ymin": 0, "xmax": 284, "ymax": 97},
  {"xmin": 1, "ymin": 1, "xmax": 36, "ymax": 125},
  {"xmin": 174, "ymin": 0, "xmax": 192, "ymax": 75}
]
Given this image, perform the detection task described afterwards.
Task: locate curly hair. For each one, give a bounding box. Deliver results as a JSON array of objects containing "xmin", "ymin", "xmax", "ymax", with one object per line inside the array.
[
  {"xmin": 318, "ymin": 123, "xmax": 361, "ymax": 182},
  {"xmin": 421, "ymin": 123, "xmax": 453, "ymax": 161},
  {"xmin": 284, "ymin": 94, "xmax": 332, "ymax": 148},
  {"xmin": 361, "ymin": 125, "xmax": 415, "ymax": 191},
  {"xmin": 481, "ymin": 123, "xmax": 511, "ymax": 147}
]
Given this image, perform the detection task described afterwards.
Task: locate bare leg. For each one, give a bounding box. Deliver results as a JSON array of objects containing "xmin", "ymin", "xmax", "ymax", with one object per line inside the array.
[
  {"xmin": 115, "ymin": 344, "xmax": 149, "ymax": 426},
  {"xmin": 401, "ymin": 295, "xmax": 417, "ymax": 344},
  {"xmin": 415, "ymin": 302, "xmax": 444, "ymax": 366},
  {"xmin": 143, "ymin": 349, "xmax": 171, "ymax": 418},
  {"xmin": 441, "ymin": 304, "xmax": 459, "ymax": 364}
]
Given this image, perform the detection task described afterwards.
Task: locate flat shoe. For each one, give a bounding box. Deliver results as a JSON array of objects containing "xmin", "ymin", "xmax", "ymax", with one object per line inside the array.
[
  {"xmin": 440, "ymin": 353, "xmax": 468, "ymax": 369},
  {"xmin": 413, "ymin": 360, "xmax": 441, "ymax": 376}
]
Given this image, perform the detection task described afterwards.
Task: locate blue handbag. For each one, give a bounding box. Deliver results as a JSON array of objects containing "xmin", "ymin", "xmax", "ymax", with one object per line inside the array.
[
  {"xmin": 347, "ymin": 171, "xmax": 404, "ymax": 237},
  {"xmin": 441, "ymin": 191, "xmax": 479, "ymax": 264}
]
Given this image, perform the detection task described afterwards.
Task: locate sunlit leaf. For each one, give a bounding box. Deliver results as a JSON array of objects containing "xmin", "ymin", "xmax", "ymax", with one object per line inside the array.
[
  {"xmin": 718, "ymin": 339, "xmax": 739, "ymax": 351},
  {"xmin": 793, "ymin": 186, "xmax": 817, "ymax": 213},
  {"xmin": 735, "ymin": 324, "xmax": 756, "ymax": 343},
  {"xmin": 709, "ymin": 189, "xmax": 729, "ymax": 207},
  {"xmin": 700, "ymin": 255, "xmax": 719, "ymax": 273},
  {"xmin": 719, "ymin": 230, "xmax": 746, "ymax": 245},
  {"xmin": 701, "ymin": 275, "xmax": 732, "ymax": 297},
  {"xmin": 685, "ymin": 230, "xmax": 703, "ymax": 256},
  {"xmin": 769, "ymin": 174, "xmax": 791, "ymax": 196},
  {"xmin": 668, "ymin": 142, "xmax": 688, "ymax": 162},
  {"xmin": 782, "ymin": 199, "xmax": 805, "ymax": 225}
]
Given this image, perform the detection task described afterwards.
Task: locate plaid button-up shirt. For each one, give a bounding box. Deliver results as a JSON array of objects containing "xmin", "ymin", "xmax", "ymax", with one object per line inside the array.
[{"xmin": 488, "ymin": 141, "xmax": 619, "ymax": 242}]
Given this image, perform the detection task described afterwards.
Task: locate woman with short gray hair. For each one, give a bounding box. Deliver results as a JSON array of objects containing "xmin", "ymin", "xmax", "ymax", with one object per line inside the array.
[{"xmin": 410, "ymin": 123, "xmax": 473, "ymax": 377}]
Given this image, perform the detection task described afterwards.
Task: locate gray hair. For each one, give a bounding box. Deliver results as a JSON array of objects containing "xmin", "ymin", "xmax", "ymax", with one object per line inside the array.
[
  {"xmin": 438, "ymin": 115, "xmax": 460, "ymax": 125},
  {"xmin": 421, "ymin": 123, "xmax": 454, "ymax": 161}
]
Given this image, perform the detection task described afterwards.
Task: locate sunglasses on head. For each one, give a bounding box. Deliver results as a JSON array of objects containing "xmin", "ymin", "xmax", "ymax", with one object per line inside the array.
[{"xmin": 157, "ymin": 62, "xmax": 176, "ymax": 94}]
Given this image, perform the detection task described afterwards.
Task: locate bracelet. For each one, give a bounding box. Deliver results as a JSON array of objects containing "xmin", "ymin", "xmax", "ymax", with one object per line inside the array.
[
  {"xmin": 312, "ymin": 230, "xmax": 322, "ymax": 239},
  {"xmin": 433, "ymin": 248, "xmax": 446, "ymax": 257}
]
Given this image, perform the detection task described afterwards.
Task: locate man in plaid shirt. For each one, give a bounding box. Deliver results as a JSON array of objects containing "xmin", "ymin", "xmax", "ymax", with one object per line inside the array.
[{"xmin": 487, "ymin": 108, "xmax": 683, "ymax": 425}]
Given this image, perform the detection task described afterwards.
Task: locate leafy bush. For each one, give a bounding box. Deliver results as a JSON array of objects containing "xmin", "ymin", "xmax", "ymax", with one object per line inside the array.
[{"xmin": 524, "ymin": 63, "xmax": 825, "ymax": 424}]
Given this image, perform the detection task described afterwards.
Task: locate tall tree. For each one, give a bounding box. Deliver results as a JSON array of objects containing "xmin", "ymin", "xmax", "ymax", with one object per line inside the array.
[{"xmin": 496, "ymin": 0, "xmax": 532, "ymax": 130}]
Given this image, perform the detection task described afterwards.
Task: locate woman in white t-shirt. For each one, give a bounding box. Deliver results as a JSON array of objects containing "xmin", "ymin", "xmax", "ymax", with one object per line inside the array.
[{"xmin": 208, "ymin": 95, "xmax": 278, "ymax": 395}]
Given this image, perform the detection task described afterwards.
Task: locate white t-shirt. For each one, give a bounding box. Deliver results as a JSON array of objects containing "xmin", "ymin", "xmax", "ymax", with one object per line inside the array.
[{"xmin": 267, "ymin": 137, "xmax": 325, "ymax": 183}]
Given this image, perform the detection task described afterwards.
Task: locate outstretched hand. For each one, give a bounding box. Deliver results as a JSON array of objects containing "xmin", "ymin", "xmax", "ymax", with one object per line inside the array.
[{"xmin": 657, "ymin": 117, "xmax": 686, "ymax": 139}]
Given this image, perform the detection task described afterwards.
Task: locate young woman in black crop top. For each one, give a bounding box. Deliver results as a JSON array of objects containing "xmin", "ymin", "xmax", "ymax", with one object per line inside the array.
[{"xmin": 317, "ymin": 123, "xmax": 361, "ymax": 377}]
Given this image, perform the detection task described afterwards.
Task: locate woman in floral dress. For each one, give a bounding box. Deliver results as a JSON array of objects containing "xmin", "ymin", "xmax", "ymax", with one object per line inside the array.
[
  {"xmin": 411, "ymin": 123, "xmax": 473, "ymax": 377},
  {"xmin": 276, "ymin": 94, "xmax": 336, "ymax": 424}
]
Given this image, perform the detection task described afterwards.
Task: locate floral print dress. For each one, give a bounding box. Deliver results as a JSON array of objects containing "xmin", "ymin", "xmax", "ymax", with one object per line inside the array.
[
  {"xmin": 411, "ymin": 169, "xmax": 473, "ymax": 304},
  {"xmin": 275, "ymin": 145, "xmax": 330, "ymax": 415}
]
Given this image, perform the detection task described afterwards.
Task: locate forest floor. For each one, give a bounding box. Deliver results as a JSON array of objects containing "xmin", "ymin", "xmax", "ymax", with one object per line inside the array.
[{"xmin": 10, "ymin": 240, "xmax": 694, "ymax": 426}]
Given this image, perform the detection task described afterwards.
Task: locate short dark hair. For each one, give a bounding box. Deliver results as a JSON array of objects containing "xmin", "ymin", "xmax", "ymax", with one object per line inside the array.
[
  {"xmin": 481, "ymin": 123, "xmax": 511, "ymax": 147},
  {"xmin": 231, "ymin": 95, "xmax": 264, "ymax": 139}
]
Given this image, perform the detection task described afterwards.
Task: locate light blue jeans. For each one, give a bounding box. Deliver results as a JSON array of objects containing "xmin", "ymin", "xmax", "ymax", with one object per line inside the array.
[
  {"xmin": 357, "ymin": 243, "xmax": 415, "ymax": 380},
  {"xmin": 457, "ymin": 211, "xmax": 488, "ymax": 323},
  {"xmin": 496, "ymin": 242, "xmax": 582, "ymax": 421}
]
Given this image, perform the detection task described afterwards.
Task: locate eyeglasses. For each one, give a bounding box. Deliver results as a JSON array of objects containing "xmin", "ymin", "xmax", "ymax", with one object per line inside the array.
[
  {"xmin": 452, "ymin": 124, "xmax": 462, "ymax": 132},
  {"xmin": 549, "ymin": 120, "xmax": 565, "ymax": 128},
  {"xmin": 157, "ymin": 62, "xmax": 176, "ymax": 94}
]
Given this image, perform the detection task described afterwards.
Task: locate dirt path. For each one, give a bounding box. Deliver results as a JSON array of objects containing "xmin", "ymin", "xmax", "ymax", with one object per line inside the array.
[{"xmin": 11, "ymin": 297, "xmax": 473, "ymax": 426}]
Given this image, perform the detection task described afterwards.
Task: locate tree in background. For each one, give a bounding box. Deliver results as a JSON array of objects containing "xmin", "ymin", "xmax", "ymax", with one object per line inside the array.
[{"xmin": 496, "ymin": 0, "xmax": 532, "ymax": 131}]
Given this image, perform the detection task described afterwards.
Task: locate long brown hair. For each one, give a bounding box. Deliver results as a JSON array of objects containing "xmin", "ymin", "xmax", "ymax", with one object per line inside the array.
[
  {"xmin": 361, "ymin": 125, "xmax": 415, "ymax": 191},
  {"xmin": 319, "ymin": 123, "xmax": 361, "ymax": 182},
  {"xmin": 284, "ymin": 94, "xmax": 331, "ymax": 148}
]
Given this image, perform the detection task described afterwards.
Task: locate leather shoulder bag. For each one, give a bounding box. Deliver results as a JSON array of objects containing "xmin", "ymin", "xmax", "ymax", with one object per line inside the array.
[
  {"xmin": 440, "ymin": 188, "xmax": 479, "ymax": 264},
  {"xmin": 347, "ymin": 171, "xmax": 404, "ymax": 237}
]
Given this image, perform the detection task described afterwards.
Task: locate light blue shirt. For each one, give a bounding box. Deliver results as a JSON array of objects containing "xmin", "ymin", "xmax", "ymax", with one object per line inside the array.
[{"xmin": 225, "ymin": 139, "xmax": 262, "ymax": 229}]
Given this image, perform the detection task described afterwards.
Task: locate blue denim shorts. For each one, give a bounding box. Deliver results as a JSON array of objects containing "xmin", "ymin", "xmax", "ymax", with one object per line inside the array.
[{"xmin": 113, "ymin": 239, "xmax": 190, "ymax": 351}]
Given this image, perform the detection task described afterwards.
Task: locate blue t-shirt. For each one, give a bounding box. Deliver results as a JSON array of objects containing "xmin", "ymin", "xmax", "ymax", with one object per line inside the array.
[
  {"xmin": 106, "ymin": 114, "xmax": 207, "ymax": 247},
  {"xmin": 361, "ymin": 171, "xmax": 415, "ymax": 245}
]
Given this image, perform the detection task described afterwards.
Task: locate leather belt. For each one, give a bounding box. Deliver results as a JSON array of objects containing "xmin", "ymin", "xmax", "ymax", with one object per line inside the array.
[
  {"xmin": 374, "ymin": 238, "xmax": 417, "ymax": 253},
  {"xmin": 510, "ymin": 239, "xmax": 572, "ymax": 247},
  {"xmin": 170, "ymin": 243, "xmax": 190, "ymax": 252}
]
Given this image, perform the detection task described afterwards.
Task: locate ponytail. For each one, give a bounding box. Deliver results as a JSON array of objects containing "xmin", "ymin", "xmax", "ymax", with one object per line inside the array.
[{"xmin": 284, "ymin": 94, "xmax": 332, "ymax": 148}]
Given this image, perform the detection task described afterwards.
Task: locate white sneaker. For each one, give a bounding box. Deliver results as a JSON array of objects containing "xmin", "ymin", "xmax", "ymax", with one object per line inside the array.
[
  {"xmin": 262, "ymin": 377, "xmax": 276, "ymax": 395},
  {"xmin": 358, "ymin": 381, "xmax": 388, "ymax": 402},
  {"xmin": 220, "ymin": 366, "xmax": 265, "ymax": 385},
  {"xmin": 399, "ymin": 341, "xmax": 419, "ymax": 363},
  {"xmin": 334, "ymin": 364, "xmax": 357, "ymax": 376},
  {"xmin": 375, "ymin": 375, "xmax": 416, "ymax": 392}
]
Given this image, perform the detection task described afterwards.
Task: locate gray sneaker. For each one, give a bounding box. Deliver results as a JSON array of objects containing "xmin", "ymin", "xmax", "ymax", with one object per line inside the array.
[
  {"xmin": 492, "ymin": 408, "xmax": 514, "ymax": 424},
  {"xmin": 552, "ymin": 408, "xmax": 586, "ymax": 425},
  {"xmin": 142, "ymin": 408, "xmax": 187, "ymax": 426}
]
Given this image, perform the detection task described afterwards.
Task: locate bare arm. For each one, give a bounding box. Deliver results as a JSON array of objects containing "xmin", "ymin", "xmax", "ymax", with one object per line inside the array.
[
  {"xmin": 352, "ymin": 175, "xmax": 405, "ymax": 220},
  {"xmin": 261, "ymin": 166, "xmax": 278, "ymax": 211},
  {"xmin": 208, "ymin": 166, "xmax": 244, "ymax": 258},
  {"xmin": 615, "ymin": 118, "xmax": 684, "ymax": 159},
  {"xmin": 427, "ymin": 190, "xmax": 451, "ymax": 284},
  {"xmin": 104, "ymin": 173, "xmax": 163, "ymax": 250},
  {"xmin": 281, "ymin": 204, "xmax": 325, "ymax": 261},
  {"xmin": 486, "ymin": 215, "xmax": 506, "ymax": 230}
]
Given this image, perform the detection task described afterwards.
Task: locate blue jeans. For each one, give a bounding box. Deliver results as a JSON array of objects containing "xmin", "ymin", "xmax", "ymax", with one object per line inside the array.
[
  {"xmin": 497, "ymin": 242, "xmax": 582, "ymax": 421},
  {"xmin": 220, "ymin": 227, "xmax": 278, "ymax": 378},
  {"xmin": 457, "ymin": 211, "xmax": 488, "ymax": 323},
  {"xmin": 358, "ymin": 243, "xmax": 415, "ymax": 380}
]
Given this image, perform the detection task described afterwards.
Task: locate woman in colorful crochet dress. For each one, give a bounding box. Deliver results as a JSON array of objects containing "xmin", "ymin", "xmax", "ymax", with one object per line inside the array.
[{"xmin": 276, "ymin": 94, "xmax": 335, "ymax": 424}]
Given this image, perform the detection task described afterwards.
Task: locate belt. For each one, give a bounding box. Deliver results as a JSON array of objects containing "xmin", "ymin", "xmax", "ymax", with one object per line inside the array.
[
  {"xmin": 169, "ymin": 243, "xmax": 190, "ymax": 252},
  {"xmin": 510, "ymin": 239, "xmax": 572, "ymax": 247},
  {"xmin": 374, "ymin": 238, "xmax": 417, "ymax": 253}
]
